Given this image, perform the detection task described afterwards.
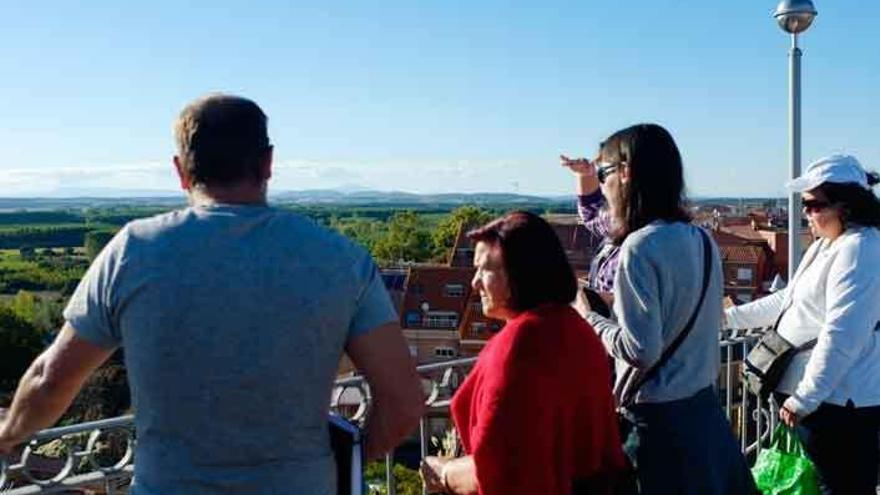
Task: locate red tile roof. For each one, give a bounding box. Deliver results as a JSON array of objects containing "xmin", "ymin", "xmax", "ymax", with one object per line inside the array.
[
  {"xmin": 711, "ymin": 229, "xmax": 756, "ymax": 246},
  {"xmin": 721, "ymin": 224, "xmax": 769, "ymax": 242},
  {"xmin": 720, "ymin": 245, "xmax": 763, "ymax": 264}
]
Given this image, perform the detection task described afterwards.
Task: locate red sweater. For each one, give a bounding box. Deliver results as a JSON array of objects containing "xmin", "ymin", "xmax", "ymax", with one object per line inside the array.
[{"xmin": 451, "ymin": 305, "xmax": 626, "ymax": 495}]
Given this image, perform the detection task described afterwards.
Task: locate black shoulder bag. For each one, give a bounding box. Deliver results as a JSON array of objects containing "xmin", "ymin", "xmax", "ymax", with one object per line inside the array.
[
  {"xmin": 742, "ymin": 329, "xmax": 816, "ymax": 400},
  {"xmin": 741, "ymin": 243, "xmax": 823, "ymax": 400}
]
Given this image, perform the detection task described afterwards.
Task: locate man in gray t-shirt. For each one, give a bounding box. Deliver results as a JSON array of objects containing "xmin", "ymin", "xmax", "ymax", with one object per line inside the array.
[{"xmin": 0, "ymin": 95, "xmax": 423, "ymax": 494}]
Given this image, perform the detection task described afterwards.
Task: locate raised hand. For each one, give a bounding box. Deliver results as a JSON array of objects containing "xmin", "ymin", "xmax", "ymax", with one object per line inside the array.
[{"xmin": 560, "ymin": 154, "xmax": 596, "ymax": 177}]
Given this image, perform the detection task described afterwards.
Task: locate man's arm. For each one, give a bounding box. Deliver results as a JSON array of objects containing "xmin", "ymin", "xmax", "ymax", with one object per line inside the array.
[
  {"xmin": 346, "ymin": 322, "xmax": 424, "ymax": 460},
  {"xmin": 0, "ymin": 323, "xmax": 115, "ymax": 455}
]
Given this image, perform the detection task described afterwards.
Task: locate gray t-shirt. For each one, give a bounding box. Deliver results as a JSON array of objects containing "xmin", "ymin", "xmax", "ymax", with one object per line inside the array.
[{"xmin": 63, "ymin": 204, "xmax": 397, "ymax": 494}]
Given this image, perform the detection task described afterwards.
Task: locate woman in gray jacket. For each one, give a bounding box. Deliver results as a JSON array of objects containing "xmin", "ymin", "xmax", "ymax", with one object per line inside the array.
[
  {"xmin": 726, "ymin": 154, "xmax": 880, "ymax": 495},
  {"xmin": 577, "ymin": 123, "xmax": 755, "ymax": 494}
]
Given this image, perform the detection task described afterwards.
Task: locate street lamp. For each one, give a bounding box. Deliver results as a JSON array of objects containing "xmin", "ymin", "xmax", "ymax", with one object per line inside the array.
[{"xmin": 773, "ymin": 0, "xmax": 817, "ymax": 281}]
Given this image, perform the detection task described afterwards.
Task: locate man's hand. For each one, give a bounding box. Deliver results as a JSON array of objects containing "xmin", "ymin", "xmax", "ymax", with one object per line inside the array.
[
  {"xmin": 0, "ymin": 407, "xmax": 13, "ymax": 456},
  {"xmin": 0, "ymin": 324, "xmax": 113, "ymax": 454},
  {"xmin": 346, "ymin": 322, "xmax": 424, "ymax": 460}
]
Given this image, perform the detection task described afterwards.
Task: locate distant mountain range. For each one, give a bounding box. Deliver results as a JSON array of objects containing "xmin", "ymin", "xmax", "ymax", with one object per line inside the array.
[
  {"xmin": 0, "ymin": 189, "xmax": 571, "ymax": 211},
  {"xmin": 0, "ymin": 188, "xmax": 783, "ymax": 211},
  {"xmin": 271, "ymin": 189, "xmax": 566, "ymax": 205}
]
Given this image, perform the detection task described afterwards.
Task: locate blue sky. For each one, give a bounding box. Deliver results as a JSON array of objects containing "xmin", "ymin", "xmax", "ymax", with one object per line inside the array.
[{"xmin": 1, "ymin": 1, "xmax": 877, "ymax": 197}]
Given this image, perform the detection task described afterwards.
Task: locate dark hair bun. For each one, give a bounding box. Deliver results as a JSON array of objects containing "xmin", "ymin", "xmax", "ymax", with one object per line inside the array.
[{"xmin": 867, "ymin": 171, "xmax": 880, "ymax": 187}]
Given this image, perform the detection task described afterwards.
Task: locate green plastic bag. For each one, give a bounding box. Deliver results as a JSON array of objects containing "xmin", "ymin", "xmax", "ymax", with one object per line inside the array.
[{"xmin": 752, "ymin": 424, "xmax": 820, "ymax": 495}]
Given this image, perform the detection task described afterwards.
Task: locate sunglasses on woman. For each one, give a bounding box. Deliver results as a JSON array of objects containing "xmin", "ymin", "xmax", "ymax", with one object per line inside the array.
[
  {"xmin": 596, "ymin": 161, "xmax": 620, "ymax": 184},
  {"xmin": 802, "ymin": 198, "xmax": 833, "ymax": 213}
]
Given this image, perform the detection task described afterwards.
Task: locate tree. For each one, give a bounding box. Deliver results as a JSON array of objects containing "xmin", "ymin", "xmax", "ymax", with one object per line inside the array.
[
  {"xmin": 10, "ymin": 290, "xmax": 39, "ymax": 324},
  {"xmin": 373, "ymin": 211, "xmax": 432, "ymax": 264},
  {"xmin": 7, "ymin": 290, "xmax": 62, "ymax": 336},
  {"xmin": 84, "ymin": 230, "xmax": 117, "ymax": 261},
  {"xmin": 332, "ymin": 217, "xmax": 384, "ymax": 252},
  {"xmin": 364, "ymin": 462, "xmax": 422, "ymax": 495},
  {"xmin": 432, "ymin": 206, "xmax": 493, "ymax": 259},
  {"xmin": 19, "ymin": 246, "xmax": 35, "ymax": 260},
  {"xmin": 0, "ymin": 306, "xmax": 42, "ymax": 388}
]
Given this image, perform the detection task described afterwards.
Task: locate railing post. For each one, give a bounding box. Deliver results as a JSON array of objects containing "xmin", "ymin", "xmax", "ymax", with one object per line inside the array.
[
  {"xmin": 725, "ymin": 342, "xmax": 733, "ymax": 419},
  {"xmin": 385, "ymin": 451, "xmax": 396, "ymax": 495},
  {"xmin": 740, "ymin": 340, "xmax": 749, "ymax": 453},
  {"xmin": 420, "ymin": 417, "xmax": 428, "ymax": 495}
]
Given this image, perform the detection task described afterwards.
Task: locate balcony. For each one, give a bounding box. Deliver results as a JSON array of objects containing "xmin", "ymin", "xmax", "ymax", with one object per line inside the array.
[{"xmin": 0, "ymin": 328, "xmax": 816, "ymax": 493}]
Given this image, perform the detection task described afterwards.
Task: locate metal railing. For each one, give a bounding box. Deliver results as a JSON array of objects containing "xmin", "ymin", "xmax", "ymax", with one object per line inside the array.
[
  {"xmin": 718, "ymin": 327, "xmax": 777, "ymax": 456},
  {"xmin": 0, "ymin": 415, "xmax": 135, "ymax": 494},
  {"xmin": 2, "ymin": 331, "xmax": 774, "ymax": 494}
]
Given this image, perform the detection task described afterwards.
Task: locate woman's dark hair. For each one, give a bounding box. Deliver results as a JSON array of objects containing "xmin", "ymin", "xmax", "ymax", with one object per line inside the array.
[
  {"xmin": 814, "ymin": 171, "xmax": 880, "ymax": 228},
  {"xmin": 467, "ymin": 211, "xmax": 576, "ymax": 312},
  {"xmin": 600, "ymin": 123, "xmax": 692, "ymax": 244}
]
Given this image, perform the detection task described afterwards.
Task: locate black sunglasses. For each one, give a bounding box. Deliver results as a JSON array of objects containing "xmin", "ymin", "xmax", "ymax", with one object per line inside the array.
[
  {"xmin": 596, "ymin": 161, "xmax": 620, "ymax": 184},
  {"xmin": 802, "ymin": 198, "xmax": 833, "ymax": 213}
]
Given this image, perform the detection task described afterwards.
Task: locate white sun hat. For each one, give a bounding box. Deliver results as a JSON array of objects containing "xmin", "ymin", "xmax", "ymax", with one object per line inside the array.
[{"xmin": 786, "ymin": 154, "xmax": 869, "ymax": 192}]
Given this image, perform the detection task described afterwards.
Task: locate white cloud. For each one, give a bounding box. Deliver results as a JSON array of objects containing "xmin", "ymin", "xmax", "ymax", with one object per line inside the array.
[{"xmin": 0, "ymin": 162, "xmax": 177, "ymax": 196}]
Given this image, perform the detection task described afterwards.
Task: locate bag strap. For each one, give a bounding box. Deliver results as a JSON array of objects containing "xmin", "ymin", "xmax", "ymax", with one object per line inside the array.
[
  {"xmin": 767, "ymin": 242, "xmax": 825, "ymax": 352},
  {"xmin": 627, "ymin": 228, "xmax": 714, "ymax": 398},
  {"xmin": 789, "ymin": 320, "xmax": 878, "ymax": 353}
]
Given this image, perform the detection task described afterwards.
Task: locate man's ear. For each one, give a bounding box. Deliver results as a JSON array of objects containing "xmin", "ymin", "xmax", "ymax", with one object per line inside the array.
[
  {"xmin": 260, "ymin": 146, "xmax": 274, "ymax": 181},
  {"xmin": 173, "ymin": 156, "xmax": 192, "ymax": 190}
]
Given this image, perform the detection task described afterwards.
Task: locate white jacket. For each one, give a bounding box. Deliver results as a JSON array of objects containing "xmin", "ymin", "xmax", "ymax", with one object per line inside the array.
[{"xmin": 726, "ymin": 226, "xmax": 880, "ymax": 416}]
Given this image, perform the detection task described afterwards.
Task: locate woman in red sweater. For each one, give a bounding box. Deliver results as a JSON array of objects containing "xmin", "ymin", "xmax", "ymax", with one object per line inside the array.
[{"xmin": 421, "ymin": 211, "xmax": 626, "ymax": 495}]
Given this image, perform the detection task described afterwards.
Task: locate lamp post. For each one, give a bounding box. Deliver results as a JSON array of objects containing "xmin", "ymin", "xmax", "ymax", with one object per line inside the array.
[{"xmin": 773, "ymin": 0, "xmax": 817, "ymax": 281}]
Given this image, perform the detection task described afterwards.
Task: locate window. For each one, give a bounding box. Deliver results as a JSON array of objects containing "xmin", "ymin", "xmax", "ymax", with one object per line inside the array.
[
  {"xmin": 425, "ymin": 312, "xmax": 459, "ymax": 329},
  {"xmin": 408, "ymin": 345, "xmax": 418, "ymax": 357},
  {"xmin": 434, "ymin": 346, "xmax": 457, "ymax": 358},
  {"xmin": 737, "ymin": 268, "xmax": 753, "ymax": 282},
  {"xmin": 471, "ymin": 302, "xmax": 483, "ymax": 314},
  {"xmin": 405, "ymin": 311, "xmax": 422, "ymax": 327},
  {"xmin": 444, "ymin": 284, "xmax": 465, "ymax": 298},
  {"xmin": 409, "ymin": 284, "xmax": 424, "ymax": 295},
  {"xmin": 738, "ymin": 293, "xmax": 753, "ymax": 303}
]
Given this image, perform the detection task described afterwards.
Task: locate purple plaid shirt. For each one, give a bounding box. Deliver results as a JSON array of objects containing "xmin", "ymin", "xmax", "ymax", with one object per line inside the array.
[{"xmin": 577, "ymin": 190, "xmax": 620, "ymax": 292}]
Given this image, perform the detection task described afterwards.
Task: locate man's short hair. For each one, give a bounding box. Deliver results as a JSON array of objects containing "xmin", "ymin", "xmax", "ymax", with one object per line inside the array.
[{"xmin": 174, "ymin": 94, "xmax": 271, "ymax": 187}]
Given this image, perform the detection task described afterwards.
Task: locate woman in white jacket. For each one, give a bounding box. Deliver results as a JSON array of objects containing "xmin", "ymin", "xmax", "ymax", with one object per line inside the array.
[{"xmin": 726, "ymin": 154, "xmax": 880, "ymax": 495}]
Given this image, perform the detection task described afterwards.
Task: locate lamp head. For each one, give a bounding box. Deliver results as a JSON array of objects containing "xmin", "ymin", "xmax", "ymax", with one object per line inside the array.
[{"xmin": 774, "ymin": 0, "xmax": 817, "ymax": 34}]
